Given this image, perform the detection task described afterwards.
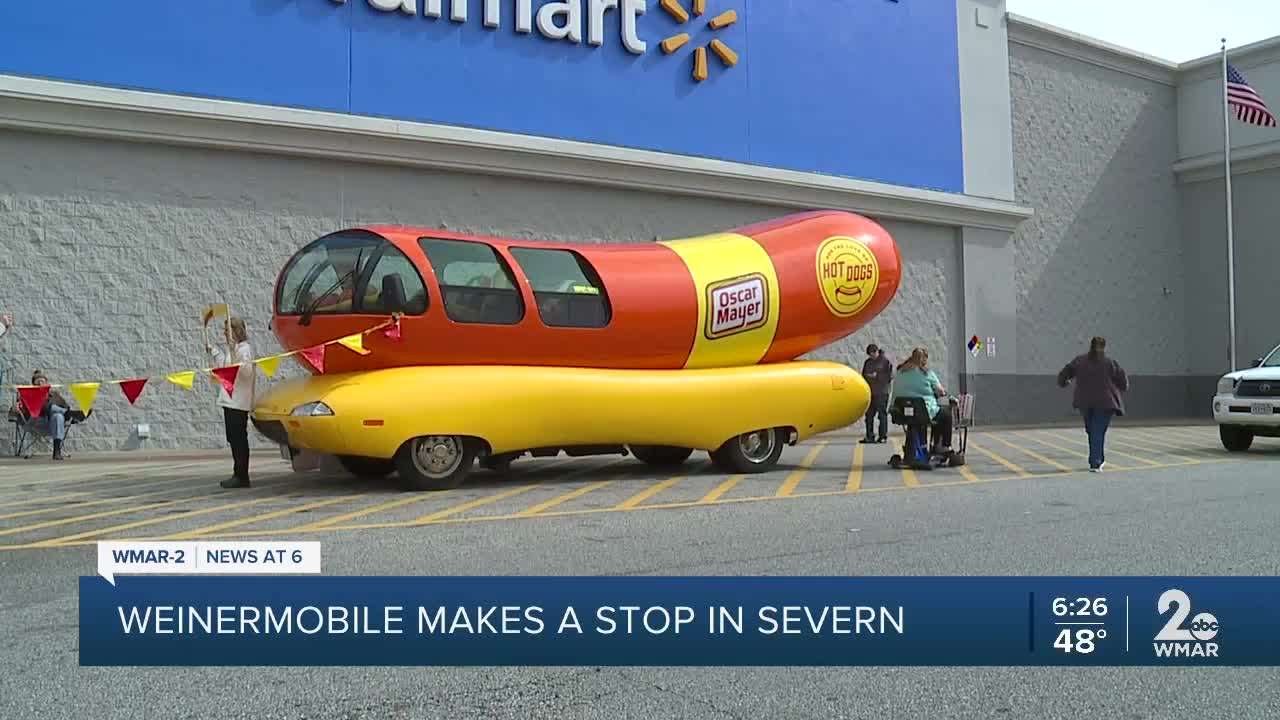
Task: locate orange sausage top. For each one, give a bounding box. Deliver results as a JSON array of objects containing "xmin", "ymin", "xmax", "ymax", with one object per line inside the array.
[{"xmin": 269, "ymin": 210, "xmax": 902, "ymax": 373}]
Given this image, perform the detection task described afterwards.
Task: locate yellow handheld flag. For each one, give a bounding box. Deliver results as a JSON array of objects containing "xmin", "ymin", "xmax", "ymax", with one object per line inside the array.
[{"xmin": 201, "ymin": 304, "xmax": 230, "ymax": 326}]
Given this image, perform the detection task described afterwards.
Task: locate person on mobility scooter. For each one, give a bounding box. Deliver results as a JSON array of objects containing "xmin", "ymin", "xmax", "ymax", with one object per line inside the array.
[{"xmin": 887, "ymin": 348, "xmax": 967, "ymax": 470}]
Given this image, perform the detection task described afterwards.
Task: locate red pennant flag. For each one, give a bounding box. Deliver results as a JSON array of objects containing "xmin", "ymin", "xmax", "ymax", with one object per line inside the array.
[
  {"xmin": 211, "ymin": 365, "xmax": 240, "ymax": 395},
  {"xmin": 299, "ymin": 345, "xmax": 325, "ymax": 373},
  {"xmin": 17, "ymin": 385, "xmax": 51, "ymax": 418},
  {"xmin": 383, "ymin": 321, "xmax": 402, "ymax": 342},
  {"xmin": 118, "ymin": 378, "xmax": 148, "ymax": 405}
]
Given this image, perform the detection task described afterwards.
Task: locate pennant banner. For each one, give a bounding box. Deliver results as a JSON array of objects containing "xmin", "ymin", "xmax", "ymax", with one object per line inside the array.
[
  {"xmin": 118, "ymin": 379, "xmax": 148, "ymax": 406},
  {"xmin": 166, "ymin": 372, "xmax": 195, "ymax": 391},
  {"xmin": 0, "ymin": 317, "xmax": 402, "ymax": 416},
  {"xmin": 338, "ymin": 333, "xmax": 371, "ymax": 356},
  {"xmin": 17, "ymin": 385, "xmax": 50, "ymax": 418},
  {"xmin": 299, "ymin": 345, "xmax": 326, "ymax": 374},
  {"xmin": 69, "ymin": 382, "xmax": 101, "ymax": 412},
  {"xmin": 256, "ymin": 356, "xmax": 281, "ymax": 378},
  {"xmin": 210, "ymin": 366, "xmax": 240, "ymax": 395}
]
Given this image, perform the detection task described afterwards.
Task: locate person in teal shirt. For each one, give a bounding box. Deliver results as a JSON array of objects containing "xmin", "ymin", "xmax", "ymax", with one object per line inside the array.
[{"xmin": 891, "ymin": 348, "xmax": 953, "ymax": 449}]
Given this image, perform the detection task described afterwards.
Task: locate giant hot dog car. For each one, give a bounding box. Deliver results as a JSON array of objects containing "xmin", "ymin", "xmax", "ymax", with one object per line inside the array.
[{"xmin": 251, "ymin": 210, "xmax": 902, "ymax": 489}]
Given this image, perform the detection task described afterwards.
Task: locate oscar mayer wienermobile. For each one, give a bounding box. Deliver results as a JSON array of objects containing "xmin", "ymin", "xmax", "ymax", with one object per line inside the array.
[{"xmin": 251, "ymin": 210, "xmax": 902, "ymax": 489}]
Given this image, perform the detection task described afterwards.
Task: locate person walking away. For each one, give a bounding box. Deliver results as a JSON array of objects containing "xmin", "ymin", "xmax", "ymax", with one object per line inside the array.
[
  {"xmin": 860, "ymin": 344, "xmax": 893, "ymax": 443},
  {"xmin": 206, "ymin": 316, "xmax": 256, "ymax": 488},
  {"xmin": 1056, "ymin": 336, "xmax": 1128, "ymax": 472}
]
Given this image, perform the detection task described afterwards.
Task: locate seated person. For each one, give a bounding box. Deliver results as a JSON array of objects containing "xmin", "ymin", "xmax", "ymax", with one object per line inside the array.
[
  {"xmin": 891, "ymin": 348, "xmax": 952, "ymax": 451},
  {"xmin": 27, "ymin": 369, "xmax": 72, "ymax": 460}
]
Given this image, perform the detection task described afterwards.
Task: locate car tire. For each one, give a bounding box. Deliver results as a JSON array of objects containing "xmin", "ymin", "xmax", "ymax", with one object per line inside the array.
[
  {"xmin": 338, "ymin": 455, "xmax": 396, "ymax": 479},
  {"xmin": 1219, "ymin": 425, "xmax": 1254, "ymax": 452},
  {"xmin": 629, "ymin": 445, "xmax": 694, "ymax": 467},
  {"xmin": 396, "ymin": 435, "xmax": 476, "ymax": 491},
  {"xmin": 709, "ymin": 428, "xmax": 785, "ymax": 474}
]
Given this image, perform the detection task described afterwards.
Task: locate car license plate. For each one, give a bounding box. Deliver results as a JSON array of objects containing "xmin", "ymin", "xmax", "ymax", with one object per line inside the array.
[{"xmin": 1252, "ymin": 403, "xmax": 1271, "ymax": 416}]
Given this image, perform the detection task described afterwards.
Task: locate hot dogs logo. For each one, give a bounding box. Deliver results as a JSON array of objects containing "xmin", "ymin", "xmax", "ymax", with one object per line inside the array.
[
  {"xmin": 705, "ymin": 273, "xmax": 769, "ymax": 339},
  {"xmin": 816, "ymin": 236, "xmax": 878, "ymax": 318}
]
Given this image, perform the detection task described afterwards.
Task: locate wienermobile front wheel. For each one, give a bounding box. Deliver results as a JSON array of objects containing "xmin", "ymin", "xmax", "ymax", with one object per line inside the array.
[
  {"xmin": 396, "ymin": 435, "xmax": 477, "ymax": 491},
  {"xmin": 709, "ymin": 428, "xmax": 787, "ymax": 474}
]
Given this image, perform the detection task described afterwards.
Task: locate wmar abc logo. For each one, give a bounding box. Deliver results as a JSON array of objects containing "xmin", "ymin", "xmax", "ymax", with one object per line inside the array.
[{"xmin": 1153, "ymin": 588, "xmax": 1220, "ymax": 658}]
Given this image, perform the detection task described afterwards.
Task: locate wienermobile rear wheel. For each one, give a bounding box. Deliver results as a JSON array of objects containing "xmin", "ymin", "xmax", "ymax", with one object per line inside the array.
[{"xmin": 396, "ymin": 435, "xmax": 477, "ymax": 491}]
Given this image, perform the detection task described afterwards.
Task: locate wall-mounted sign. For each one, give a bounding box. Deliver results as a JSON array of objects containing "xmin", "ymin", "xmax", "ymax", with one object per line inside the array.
[{"xmin": 331, "ymin": 0, "xmax": 739, "ymax": 81}]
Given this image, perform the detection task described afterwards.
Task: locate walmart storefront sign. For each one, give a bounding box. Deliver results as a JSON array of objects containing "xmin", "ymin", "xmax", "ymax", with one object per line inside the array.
[{"xmin": 333, "ymin": 0, "xmax": 648, "ymax": 54}]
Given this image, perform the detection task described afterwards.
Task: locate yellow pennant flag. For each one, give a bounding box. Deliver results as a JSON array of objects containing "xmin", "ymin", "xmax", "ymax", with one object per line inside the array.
[
  {"xmin": 166, "ymin": 371, "xmax": 196, "ymax": 391},
  {"xmin": 256, "ymin": 355, "xmax": 282, "ymax": 377},
  {"xmin": 337, "ymin": 333, "xmax": 371, "ymax": 355},
  {"xmin": 69, "ymin": 382, "xmax": 101, "ymax": 413}
]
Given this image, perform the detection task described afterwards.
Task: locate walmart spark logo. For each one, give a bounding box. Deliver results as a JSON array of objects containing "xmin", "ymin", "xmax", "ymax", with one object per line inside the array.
[{"xmin": 658, "ymin": 0, "xmax": 739, "ymax": 82}]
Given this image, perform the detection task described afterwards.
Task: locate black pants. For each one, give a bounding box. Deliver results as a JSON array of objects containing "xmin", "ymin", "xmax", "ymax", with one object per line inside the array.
[
  {"xmin": 931, "ymin": 408, "xmax": 953, "ymax": 449},
  {"xmin": 864, "ymin": 393, "xmax": 889, "ymax": 439},
  {"xmin": 223, "ymin": 407, "xmax": 250, "ymax": 481}
]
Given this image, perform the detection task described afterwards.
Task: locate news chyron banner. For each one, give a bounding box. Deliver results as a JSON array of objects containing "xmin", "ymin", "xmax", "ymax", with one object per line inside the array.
[{"xmin": 83, "ymin": 542, "xmax": 1279, "ymax": 666}]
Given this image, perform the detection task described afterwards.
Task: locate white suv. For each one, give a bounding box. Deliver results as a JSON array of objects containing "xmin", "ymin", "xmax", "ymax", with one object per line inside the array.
[{"xmin": 1213, "ymin": 342, "xmax": 1280, "ymax": 451}]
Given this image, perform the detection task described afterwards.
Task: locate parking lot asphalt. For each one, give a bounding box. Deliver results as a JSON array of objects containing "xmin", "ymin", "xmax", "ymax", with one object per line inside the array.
[{"xmin": 1, "ymin": 422, "xmax": 1278, "ymax": 719}]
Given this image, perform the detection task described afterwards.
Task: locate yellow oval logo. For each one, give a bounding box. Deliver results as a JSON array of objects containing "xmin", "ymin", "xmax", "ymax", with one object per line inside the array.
[{"xmin": 816, "ymin": 236, "xmax": 878, "ymax": 318}]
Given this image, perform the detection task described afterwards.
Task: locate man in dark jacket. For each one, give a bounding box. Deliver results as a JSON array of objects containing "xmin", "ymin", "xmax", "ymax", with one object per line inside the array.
[
  {"xmin": 1057, "ymin": 337, "xmax": 1129, "ymax": 471},
  {"xmin": 861, "ymin": 344, "xmax": 893, "ymax": 443}
]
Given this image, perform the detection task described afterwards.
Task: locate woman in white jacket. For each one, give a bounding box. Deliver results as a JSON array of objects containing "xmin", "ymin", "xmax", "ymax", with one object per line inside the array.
[{"xmin": 206, "ymin": 316, "xmax": 256, "ymax": 488}]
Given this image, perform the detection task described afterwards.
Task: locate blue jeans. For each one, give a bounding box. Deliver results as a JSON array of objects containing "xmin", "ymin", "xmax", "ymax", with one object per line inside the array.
[
  {"xmin": 1083, "ymin": 408, "xmax": 1114, "ymax": 468},
  {"xmin": 36, "ymin": 404, "xmax": 67, "ymax": 441}
]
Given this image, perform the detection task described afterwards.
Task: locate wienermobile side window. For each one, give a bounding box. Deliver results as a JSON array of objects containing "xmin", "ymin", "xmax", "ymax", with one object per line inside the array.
[
  {"xmin": 277, "ymin": 231, "xmax": 428, "ymax": 317},
  {"xmin": 508, "ymin": 247, "xmax": 612, "ymax": 329},
  {"xmin": 418, "ymin": 237, "xmax": 525, "ymax": 325}
]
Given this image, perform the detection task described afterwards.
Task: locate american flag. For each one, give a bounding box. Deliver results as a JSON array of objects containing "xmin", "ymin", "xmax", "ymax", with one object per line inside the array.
[{"xmin": 1227, "ymin": 63, "xmax": 1277, "ymax": 127}]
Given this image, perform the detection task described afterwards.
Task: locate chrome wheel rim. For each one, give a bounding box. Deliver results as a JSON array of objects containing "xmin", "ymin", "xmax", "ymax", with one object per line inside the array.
[
  {"xmin": 412, "ymin": 436, "xmax": 463, "ymax": 478},
  {"xmin": 738, "ymin": 429, "xmax": 776, "ymax": 463}
]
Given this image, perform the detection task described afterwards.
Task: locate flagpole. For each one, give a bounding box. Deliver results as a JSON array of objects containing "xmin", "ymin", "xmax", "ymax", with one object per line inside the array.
[{"xmin": 1221, "ymin": 38, "xmax": 1238, "ymax": 372}]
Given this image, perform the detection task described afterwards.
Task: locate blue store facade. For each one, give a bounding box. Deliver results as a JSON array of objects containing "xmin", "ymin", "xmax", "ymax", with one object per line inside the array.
[{"xmin": 1, "ymin": 1, "xmax": 1090, "ymax": 451}]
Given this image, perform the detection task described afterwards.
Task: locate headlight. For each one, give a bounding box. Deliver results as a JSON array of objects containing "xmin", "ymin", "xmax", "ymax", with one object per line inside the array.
[
  {"xmin": 1217, "ymin": 377, "xmax": 1237, "ymax": 394},
  {"xmin": 291, "ymin": 401, "xmax": 334, "ymax": 417}
]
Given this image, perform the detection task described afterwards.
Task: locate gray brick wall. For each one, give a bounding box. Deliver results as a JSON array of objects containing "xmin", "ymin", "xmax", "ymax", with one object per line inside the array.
[
  {"xmin": 0, "ymin": 130, "xmax": 958, "ymax": 453},
  {"xmin": 1008, "ymin": 43, "xmax": 1185, "ymax": 377}
]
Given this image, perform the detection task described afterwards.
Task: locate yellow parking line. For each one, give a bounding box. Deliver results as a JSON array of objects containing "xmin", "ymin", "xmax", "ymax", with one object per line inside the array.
[
  {"xmin": 291, "ymin": 493, "xmax": 431, "ymax": 531},
  {"xmin": 410, "ymin": 484, "xmax": 542, "ymax": 524},
  {"xmin": 775, "ymin": 441, "xmax": 827, "ymax": 497},
  {"xmin": 958, "ymin": 464, "xmax": 980, "ymax": 482},
  {"xmin": 0, "ymin": 461, "xmax": 216, "ymax": 491},
  {"xmin": 990, "ymin": 432, "xmax": 1074, "ymax": 472},
  {"xmin": 164, "ymin": 494, "xmax": 366, "ymax": 538},
  {"xmin": 31, "ymin": 495, "xmax": 279, "ymax": 547},
  {"xmin": 0, "ymin": 473, "xmax": 203, "ymax": 508},
  {"xmin": 0, "ymin": 474, "xmax": 266, "ymax": 521},
  {"xmin": 1039, "ymin": 429, "xmax": 1162, "ymax": 467},
  {"xmin": 0, "ymin": 497, "xmax": 193, "ymax": 537},
  {"xmin": 617, "ymin": 477, "xmax": 684, "ymax": 510},
  {"xmin": 967, "ymin": 440, "xmax": 1031, "ymax": 477},
  {"xmin": 846, "ymin": 443, "xmax": 864, "ymax": 492},
  {"xmin": 900, "ymin": 468, "xmax": 920, "ymax": 487},
  {"xmin": 1100, "ymin": 433, "xmax": 1202, "ymax": 461},
  {"xmin": 1117, "ymin": 429, "xmax": 1212, "ymax": 452},
  {"xmin": 34, "ymin": 456, "xmax": 1221, "ymax": 546},
  {"xmin": 698, "ymin": 474, "xmax": 744, "ymax": 504},
  {"xmin": 514, "ymin": 480, "xmax": 614, "ymax": 517}
]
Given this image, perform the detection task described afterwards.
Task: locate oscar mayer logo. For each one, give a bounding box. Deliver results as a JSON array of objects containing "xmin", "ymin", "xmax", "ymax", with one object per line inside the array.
[
  {"xmin": 816, "ymin": 236, "xmax": 879, "ymax": 318},
  {"xmin": 705, "ymin": 273, "xmax": 768, "ymax": 339},
  {"xmin": 332, "ymin": 0, "xmax": 739, "ymax": 83}
]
